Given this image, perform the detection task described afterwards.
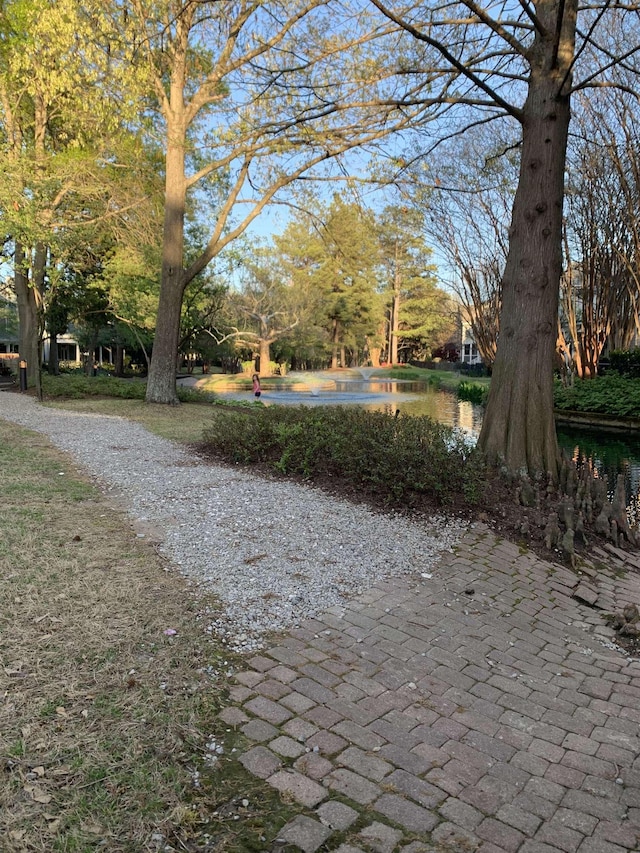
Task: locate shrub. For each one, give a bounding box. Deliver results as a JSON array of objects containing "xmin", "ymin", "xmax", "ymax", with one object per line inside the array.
[
  {"xmin": 41, "ymin": 374, "xmax": 215, "ymax": 404},
  {"xmin": 457, "ymin": 381, "xmax": 488, "ymax": 406},
  {"xmin": 553, "ymin": 374, "xmax": 640, "ymax": 419},
  {"xmin": 609, "ymin": 349, "xmax": 640, "ymax": 378},
  {"xmin": 42, "ymin": 374, "xmax": 148, "ymax": 399},
  {"xmin": 200, "ymin": 405, "xmax": 484, "ymax": 506}
]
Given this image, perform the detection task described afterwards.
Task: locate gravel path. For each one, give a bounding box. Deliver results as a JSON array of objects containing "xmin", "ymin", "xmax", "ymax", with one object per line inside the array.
[{"xmin": 0, "ymin": 394, "xmax": 465, "ymax": 651}]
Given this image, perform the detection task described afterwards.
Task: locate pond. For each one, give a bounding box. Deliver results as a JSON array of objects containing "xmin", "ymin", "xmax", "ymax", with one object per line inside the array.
[
  {"xmin": 556, "ymin": 425, "xmax": 640, "ymax": 525},
  {"xmin": 259, "ymin": 374, "xmax": 640, "ymax": 512}
]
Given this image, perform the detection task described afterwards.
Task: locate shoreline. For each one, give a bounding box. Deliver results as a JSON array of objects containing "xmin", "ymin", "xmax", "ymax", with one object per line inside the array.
[{"xmin": 554, "ymin": 409, "xmax": 640, "ymax": 433}]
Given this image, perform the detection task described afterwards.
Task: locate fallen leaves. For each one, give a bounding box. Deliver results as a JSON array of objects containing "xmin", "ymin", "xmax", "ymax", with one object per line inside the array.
[{"xmin": 23, "ymin": 783, "xmax": 52, "ymax": 805}]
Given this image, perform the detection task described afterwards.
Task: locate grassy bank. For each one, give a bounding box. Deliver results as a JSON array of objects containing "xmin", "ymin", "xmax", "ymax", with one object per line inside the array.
[
  {"xmin": 371, "ymin": 365, "xmax": 490, "ymax": 393},
  {"xmin": 0, "ymin": 420, "xmax": 299, "ymax": 852}
]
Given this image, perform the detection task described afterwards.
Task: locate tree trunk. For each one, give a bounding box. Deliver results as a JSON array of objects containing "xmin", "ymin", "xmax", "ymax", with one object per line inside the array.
[
  {"xmin": 146, "ymin": 127, "xmax": 187, "ymax": 405},
  {"xmin": 331, "ymin": 318, "xmax": 339, "ymax": 369},
  {"xmin": 48, "ymin": 333, "xmax": 59, "ymax": 375},
  {"xmin": 32, "ymin": 242, "xmax": 46, "ymax": 400},
  {"xmin": 390, "ymin": 242, "xmax": 400, "ymax": 364},
  {"xmin": 259, "ymin": 338, "xmax": 272, "ymax": 375},
  {"xmin": 114, "ymin": 344, "xmax": 124, "ymax": 377},
  {"xmin": 14, "ymin": 242, "xmax": 39, "ymax": 387},
  {"xmin": 369, "ymin": 343, "xmax": 381, "ymax": 367},
  {"xmin": 478, "ymin": 16, "xmax": 576, "ymax": 479}
]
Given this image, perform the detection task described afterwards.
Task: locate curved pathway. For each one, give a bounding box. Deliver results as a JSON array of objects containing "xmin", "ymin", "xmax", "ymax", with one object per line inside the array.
[{"xmin": 2, "ymin": 393, "xmax": 640, "ymax": 851}]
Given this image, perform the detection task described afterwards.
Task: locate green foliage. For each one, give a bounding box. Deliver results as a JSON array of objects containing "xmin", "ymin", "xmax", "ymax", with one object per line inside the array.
[
  {"xmin": 554, "ymin": 375, "xmax": 640, "ymax": 419},
  {"xmin": 374, "ymin": 366, "xmax": 424, "ymax": 379},
  {"xmin": 457, "ymin": 381, "xmax": 488, "ymax": 405},
  {"xmin": 277, "ymin": 194, "xmax": 383, "ymax": 363},
  {"xmin": 378, "ymin": 204, "xmax": 454, "ymax": 361},
  {"xmin": 0, "ymin": 295, "xmax": 19, "ymax": 339},
  {"xmin": 609, "ymin": 349, "xmax": 640, "ymax": 379},
  {"xmin": 201, "ymin": 405, "xmax": 484, "ymax": 506},
  {"xmin": 42, "ymin": 374, "xmax": 147, "ymax": 399},
  {"xmin": 41, "ymin": 374, "xmax": 214, "ymax": 404}
]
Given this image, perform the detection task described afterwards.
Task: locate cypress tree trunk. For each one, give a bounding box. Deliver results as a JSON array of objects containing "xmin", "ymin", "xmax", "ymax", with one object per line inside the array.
[{"xmin": 478, "ymin": 0, "xmax": 577, "ymax": 479}]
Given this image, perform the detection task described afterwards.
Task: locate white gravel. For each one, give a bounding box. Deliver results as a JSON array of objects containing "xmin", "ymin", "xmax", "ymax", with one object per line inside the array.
[{"xmin": 0, "ymin": 393, "xmax": 466, "ymax": 651}]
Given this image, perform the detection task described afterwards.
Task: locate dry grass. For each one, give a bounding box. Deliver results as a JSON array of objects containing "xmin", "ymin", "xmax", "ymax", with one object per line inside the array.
[
  {"xmin": 41, "ymin": 398, "xmax": 215, "ymax": 445},
  {"xmin": 0, "ymin": 419, "xmax": 298, "ymax": 852}
]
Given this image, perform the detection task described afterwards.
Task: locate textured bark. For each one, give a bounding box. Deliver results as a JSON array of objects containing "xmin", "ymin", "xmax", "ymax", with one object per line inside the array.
[
  {"xmin": 478, "ymin": 1, "xmax": 577, "ymax": 479},
  {"xmin": 146, "ymin": 126, "xmax": 187, "ymax": 405},
  {"xmin": 145, "ymin": 271, "xmax": 185, "ymax": 404},
  {"xmin": 14, "ymin": 242, "xmax": 39, "ymax": 387},
  {"xmin": 258, "ymin": 338, "xmax": 272, "ymax": 375}
]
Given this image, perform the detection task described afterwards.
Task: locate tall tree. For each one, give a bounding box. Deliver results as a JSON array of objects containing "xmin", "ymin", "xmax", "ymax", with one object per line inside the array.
[
  {"xmin": 559, "ymin": 91, "xmax": 640, "ymax": 378},
  {"xmin": 216, "ymin": 250, "xmax": 301, "ymax": 375},
  {"xmin": 0, "ymin": 0, "xmax": 155, "ymax": 391},
  {"xmin": 424, "ymin": 150, "xmax": 513, "ymax": 370},
  {"xmin": 118, "ymin": 0, "xmax": 435, "ymax": 403},
  {"xmin": 370, "ymin": 0, "xmax": 640, "ymax": 478},
  {"xmin": 377, "ymin": 205, "xmax": 449, "ymax": 364},
  {"xmin": 277, "ymin": 195, "xmax": 383, "ymax": 368}
]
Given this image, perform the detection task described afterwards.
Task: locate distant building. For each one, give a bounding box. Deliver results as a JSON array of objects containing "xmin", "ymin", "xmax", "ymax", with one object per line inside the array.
[
  {"xmin": 0, "ymin": 294, "xmax": 85, "ymax": 368},
  {"xmin": 460, "ymin": 307, "xmax": 483, "ymax": 365},
  {"xmin": 42, "ymin": 333, "xmax": 82, "ymax": 365}
]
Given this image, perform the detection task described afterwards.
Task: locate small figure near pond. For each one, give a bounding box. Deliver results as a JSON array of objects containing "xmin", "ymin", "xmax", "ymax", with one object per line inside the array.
[{"xmin": 252, "ymin": 373, "xmax": 261, "ymax": 398}]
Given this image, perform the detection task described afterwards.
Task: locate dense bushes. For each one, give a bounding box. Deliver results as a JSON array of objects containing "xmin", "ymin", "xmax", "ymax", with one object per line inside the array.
[
  {"xmin": 201, "ymin": 405, "xmax": 484, "ymax": 506},
  {"xmin": 41, "ymin": 374, "xmax": 212, "ymax": 403},
  {"xmin": 609, "ymin": 349, "xmax": 640, "ymax": 378},
  {"xmin": 554, "ymin": 374, "xmax": 640, "ymax": 419},
  {"xmin": 553, "ymin": 351, "xmax": 640, "ymax": 419}
]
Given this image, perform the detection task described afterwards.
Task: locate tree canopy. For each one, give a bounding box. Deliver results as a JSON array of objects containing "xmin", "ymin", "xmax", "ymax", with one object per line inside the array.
[
  {"xmin": 367, "ymin": 0, "xmax": 640, "ymax": 477},
  {"xmin": 2, "ymin": 0, "xmax": 640, "ymax": 480}
]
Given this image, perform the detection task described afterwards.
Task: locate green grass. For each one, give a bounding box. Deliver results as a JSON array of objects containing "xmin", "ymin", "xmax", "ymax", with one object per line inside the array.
[
  {"xmin": 457, "ymin": 380, "xmax": 489, "ymax": 405},
  {"xmin": 372, "ymin": 365, "xmax": 491, "ymax": 393},
  {"xmin": 371, "ymin": 365, "xmax": 428, "ymax": 380}
]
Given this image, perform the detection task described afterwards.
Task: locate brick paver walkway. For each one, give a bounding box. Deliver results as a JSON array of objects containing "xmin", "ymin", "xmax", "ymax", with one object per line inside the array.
[{"xmin": 223, "ymin": 526, "xmax": 640, "ymax": 852}]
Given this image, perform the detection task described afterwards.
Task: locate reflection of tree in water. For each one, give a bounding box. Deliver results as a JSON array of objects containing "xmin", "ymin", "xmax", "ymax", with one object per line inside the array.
[{"xmin": 557, "ymin": 428, "xmax": 640, "ymax": 525}]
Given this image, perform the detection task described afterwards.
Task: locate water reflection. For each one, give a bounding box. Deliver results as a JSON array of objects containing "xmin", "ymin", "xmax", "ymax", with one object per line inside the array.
[
  {"xmin": 328, "ymin": 383, "xmax": 640, "ymax": 514},
  {"xmin": 359, "ymin": 387, "xmax": 484, "ymax": 437},
  {"xmin": 333, "ymin": 379, "xmax": 431, "ymax": 395},
  {"xmin": 557, "ymin": 428, "xmax": 640, "ymax": 525}
]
